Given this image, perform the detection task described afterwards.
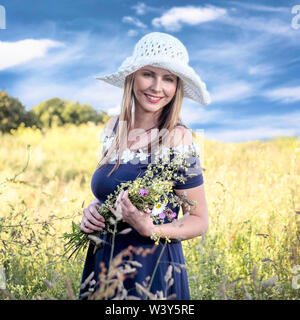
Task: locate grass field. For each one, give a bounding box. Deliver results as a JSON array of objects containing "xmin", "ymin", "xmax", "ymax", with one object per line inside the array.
[{"xmin": 0, "ymin": 123, "xmax": 299, "ymax": 300}]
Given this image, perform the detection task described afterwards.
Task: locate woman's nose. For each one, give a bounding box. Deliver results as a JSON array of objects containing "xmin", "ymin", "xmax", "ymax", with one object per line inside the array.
[{"xmin": 150, "ymin": 77, "xmax": 163, "ymax": 92}]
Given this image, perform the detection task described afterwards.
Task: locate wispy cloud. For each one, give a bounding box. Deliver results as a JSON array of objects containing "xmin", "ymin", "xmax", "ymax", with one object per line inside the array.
[
  {"xmin": 192, "ymin": 35, "xmax": 268, "ymax": 74},
  {"xmin": 191, "ymin": 35, "xmax": 283, "ymax": 97},
  {"xmin": 263, "ymin": 86, "xmax": 300, "ymax": 103},
  {"xmin": 211, "ymin": 81, "xmax": 254, "ymax": 103},
  {"xmin": 131, "ymin": 2, "xmax": 161, "ymax": 16},
  {"xmin": 0, "ymin": 39, "xmax": 63, "ymax": 71},
  {"xmin": 131, "ymin": 2, "xmax": 147, "ymax": 15},
  {"xmin": 4, "ymin": 32, "xmax": 134, "ymax": 110},
  {"xmin": 228, "ymin": 1, "xmax": 290, "ymax": 13},
  {"xmin": 248, "ymin": 64, "xmax": 276, "ymax": 76},
  {"xmin": 122, "ymin": 16, "xmax": 147, "ymax": 29},
  {"xmin": 206, "ymin": 126, "xmax": 298, "ymax": 143},
  {"xmin": 205, "ymin": 111, "xmax": 300, "ymax": 142},
  {"xmin": 12, "ymin": 74, "xmax": 123, "ymax": 111},
  {"xmin": 219, "ymin": 12, "xmax": 295, "ymax": 37},
  {"xmin": 152, "ymin": 5, "xmax": 227, "ymax": 32},
  {"xmin": 127, "ymin": 29, "xmax": 139, "ymax": 37},
  {"xmin": 180, "ymin": 101, "xmax": 225, "ymax": 125}
]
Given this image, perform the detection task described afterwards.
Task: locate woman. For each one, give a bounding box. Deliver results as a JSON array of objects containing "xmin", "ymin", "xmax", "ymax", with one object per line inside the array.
[{"xmin": 79, "ymin": 32, "xmax": 210, "ymax": 300}]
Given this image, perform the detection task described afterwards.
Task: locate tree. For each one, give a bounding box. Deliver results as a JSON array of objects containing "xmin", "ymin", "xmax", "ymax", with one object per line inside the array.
[
  {"xmin": 32, "ymin": 97, "xmax": 109, "ymax": 127},
  {"xmin": 32, "ymin": 97, "xmax": 65, "ymax": 128},
  {"xmin": 0, "ymin": 90, "xmax": 38, "ymax": 134}
]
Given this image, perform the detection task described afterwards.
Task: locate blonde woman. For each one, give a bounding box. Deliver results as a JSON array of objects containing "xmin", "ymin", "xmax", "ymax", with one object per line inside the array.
[{"xmin": 79, "ymin": 32, "xmax": 210, "ymax": 300}]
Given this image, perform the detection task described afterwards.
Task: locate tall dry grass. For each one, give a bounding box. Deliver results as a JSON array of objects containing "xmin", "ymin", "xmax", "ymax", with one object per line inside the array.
[{"xmin": 0, "ymin": 123, "xmax": 299, "ymax": 299}]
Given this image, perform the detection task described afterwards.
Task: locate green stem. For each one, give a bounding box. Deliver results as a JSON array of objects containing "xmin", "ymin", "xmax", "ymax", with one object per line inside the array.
[
  {"xmin": 104, "ymin": 222, "xmax": 117, "ymax": 300},
  {"xmin": 147, "ymin": 240, "xmax": 167, "ymax": 298}
]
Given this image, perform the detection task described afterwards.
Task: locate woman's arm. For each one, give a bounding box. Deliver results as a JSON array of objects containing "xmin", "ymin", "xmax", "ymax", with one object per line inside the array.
[
  {"xmin": 148, "ymin": 184, "xmax": 209, "ymax": 241},
  {"xmin": 110, "ymin": 181, "xmax": 209, "ymax": 241},
  {"xmin": 147, "ymin": 125, "xmax": 209, "ymax": 240}
]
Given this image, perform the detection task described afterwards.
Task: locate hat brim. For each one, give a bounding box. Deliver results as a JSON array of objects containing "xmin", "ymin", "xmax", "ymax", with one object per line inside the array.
[{"xmin": 95, "ymin": 57, "xmax": 211, "ymax": 106}]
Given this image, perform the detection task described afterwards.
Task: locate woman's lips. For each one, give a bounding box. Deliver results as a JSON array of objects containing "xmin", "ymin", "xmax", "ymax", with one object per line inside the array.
[{"xmin": 144, "ymin": 93, "xmax": 163, "ymax": 103}]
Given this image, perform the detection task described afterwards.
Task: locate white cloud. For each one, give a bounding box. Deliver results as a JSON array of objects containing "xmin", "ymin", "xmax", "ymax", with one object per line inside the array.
[
  {"xmin": 127, "ymin": 29, "xmax": 139, "ymax": 37},
  {"xmin": 131, "ymin": 2, "xmax": 161, "ymax": 16},
  {"xmin": 248, "ymin": 64, "xmax": 275, "ymax": 76},
  {"xmin": 0, "ymin": 39, "xmax": 63, "ymax": 71},
  {"xmin": 211, "ymin": 82, "xmax": 254, "ymax": 103},
  {"xmin": 228, "ymin": 2, "xmax": 290, "ymax": 13},
  {"xmin": 122, "ymin": 16, "xmax": 147, "ymax": 29},
  {"xmin": 107, "ymin": 105, "xmax": 121, "ymax": 115},
  {"xmin": 180, "ymin": 102, "xmax": 225, "ymax": 125},
  {"xmin": 152, "ymin": 5, "xmax": 227, "ymax": 31},
  {"xmin": 205, "ymin": 111, "xmax": 300, "ymax": 142},
  {"xmin": 220, "ymin": 13, "xmax": 294, "ymax": 37},
  {"xmin": 132, "ymin": 2, "xmax": 147, "ymax": 15},
  {"xmin": 12, "ymin": 75, "xmax": 123, "ymax": 112},
  {"xmin": 263, "ymin": 86, "xmax": 300, "ymax": 103},
  {"xmin": 3, "ymin": 32, "xmax": 139, "ymax": 112},
  {"xmin": 192, "ymin": 36, "xmax": 270, "ymax": 79}
]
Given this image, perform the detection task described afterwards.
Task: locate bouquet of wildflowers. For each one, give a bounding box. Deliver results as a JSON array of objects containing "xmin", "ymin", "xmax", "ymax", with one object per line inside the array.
[{"xmin": 63, "ymin": 147, "xmax": 198, "ymax": 259}]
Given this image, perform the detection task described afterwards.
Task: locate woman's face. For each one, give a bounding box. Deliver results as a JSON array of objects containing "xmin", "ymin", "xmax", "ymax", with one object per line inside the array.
[{"xmin": 133, "ymin": 65, "xmax": 178, "ymax": 115}]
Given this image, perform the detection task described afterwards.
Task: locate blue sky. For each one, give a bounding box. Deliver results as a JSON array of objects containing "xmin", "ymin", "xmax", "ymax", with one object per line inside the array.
[{"xmin": 0, "ymin": 0, "xmax": 299, "ymax": 142}]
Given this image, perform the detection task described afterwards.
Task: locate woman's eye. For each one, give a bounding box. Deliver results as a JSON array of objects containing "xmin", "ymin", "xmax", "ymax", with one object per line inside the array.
[
  {"xmin": 165, "ymin": 78, "xmax": 174, "ymax": 82},
  {"xmin": 143, "ymin": 73, "xmax": 152, "ymax": 77}
]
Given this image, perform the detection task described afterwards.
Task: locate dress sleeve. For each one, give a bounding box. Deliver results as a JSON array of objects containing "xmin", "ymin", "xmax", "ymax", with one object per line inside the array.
[{"xmin": 172, "ymin": 143, "xmax": 204, "ymax": 190}]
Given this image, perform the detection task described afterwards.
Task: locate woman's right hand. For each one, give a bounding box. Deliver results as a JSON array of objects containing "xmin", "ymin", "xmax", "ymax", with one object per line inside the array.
[{"xmin": 80, "ymin": 200, "xmax": 105, "ymax": 233}]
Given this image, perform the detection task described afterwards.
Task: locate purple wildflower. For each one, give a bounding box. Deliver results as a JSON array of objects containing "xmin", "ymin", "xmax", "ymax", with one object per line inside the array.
[
  {"xmin": 138, "ymin": 188, "xmax": 149, "ymax": 196},
  {"xmin": 171, "ymin": 211, "xmax": 177, "ymax": 218},
  {"xmin": 159, "ymin": 212, "xmax": 166, "ymax": 219}
]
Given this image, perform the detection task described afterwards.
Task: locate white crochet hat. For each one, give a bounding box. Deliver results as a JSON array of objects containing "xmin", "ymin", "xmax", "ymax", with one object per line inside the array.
[{"xmin": 96, "ymin": 32, "xmax": 211, "ymax": 106}]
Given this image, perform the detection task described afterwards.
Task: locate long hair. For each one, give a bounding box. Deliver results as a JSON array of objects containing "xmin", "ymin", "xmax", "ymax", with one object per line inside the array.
[{"xmin": 96, "ymin": 71, "xmax": 185, "ymax": 176}]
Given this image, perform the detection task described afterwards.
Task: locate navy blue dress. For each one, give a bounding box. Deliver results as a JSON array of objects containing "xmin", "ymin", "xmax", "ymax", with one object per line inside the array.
[{"xmin": 79, "ymin": 118, "xmax": 204, "ymax": 300}]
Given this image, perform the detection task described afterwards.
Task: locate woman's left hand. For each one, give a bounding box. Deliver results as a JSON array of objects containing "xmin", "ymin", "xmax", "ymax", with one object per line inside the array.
[{"xmin": 109, "ymin": 189, "xmax": 154, "ymax": 237}]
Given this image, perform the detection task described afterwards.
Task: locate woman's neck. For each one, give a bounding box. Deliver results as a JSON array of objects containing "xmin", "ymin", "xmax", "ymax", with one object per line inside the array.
[{"xmin": 132, "ymin": 108, "xmax": 160, "ymax": 131}]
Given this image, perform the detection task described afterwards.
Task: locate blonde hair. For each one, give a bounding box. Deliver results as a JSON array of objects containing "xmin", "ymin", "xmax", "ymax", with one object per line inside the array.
[{"xmin": 97, "ymin": 71, "xmax": 185, "ymax": 176}]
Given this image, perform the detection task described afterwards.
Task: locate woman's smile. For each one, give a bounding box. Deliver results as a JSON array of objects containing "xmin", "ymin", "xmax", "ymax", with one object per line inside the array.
[{"xmin": 144, "ymin": 93, "xmax": 164, "ymax": 103}]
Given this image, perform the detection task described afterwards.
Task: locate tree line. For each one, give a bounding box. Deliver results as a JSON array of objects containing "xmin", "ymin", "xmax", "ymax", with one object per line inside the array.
[{"xmin": 0, "ymin": 90, "xmax": 110, "ymax": 134}]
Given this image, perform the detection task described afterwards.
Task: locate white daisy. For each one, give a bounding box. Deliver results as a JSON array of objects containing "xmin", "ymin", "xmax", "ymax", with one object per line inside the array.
[{"xmin": 151, "ymin": 203, "xmax": 166, "ymax": 216}]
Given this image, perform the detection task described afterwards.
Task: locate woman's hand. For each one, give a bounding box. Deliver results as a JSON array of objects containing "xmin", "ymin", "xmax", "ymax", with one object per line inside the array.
[
  {"xmin": 80, "ymin": 199, "xmax": 106, "ymax": 234},
  {"xmin": 109, "ymin": 190, "xmax": 155, "ymax": 237}
]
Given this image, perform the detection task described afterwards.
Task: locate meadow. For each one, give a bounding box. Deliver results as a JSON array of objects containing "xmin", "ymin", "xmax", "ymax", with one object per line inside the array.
[{"xmin": 0, "ymin": 123, "xmax": 299, "ymax": 300}]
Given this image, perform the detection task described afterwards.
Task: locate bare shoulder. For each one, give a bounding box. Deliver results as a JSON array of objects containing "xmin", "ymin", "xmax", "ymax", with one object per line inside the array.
[
  {"xmin": 103, "ymin": 115, "xmax": 119, "ymax": 137},
  {"xmin": 170, "ymin": 125, "xmax": 194, "ymax": 148}
]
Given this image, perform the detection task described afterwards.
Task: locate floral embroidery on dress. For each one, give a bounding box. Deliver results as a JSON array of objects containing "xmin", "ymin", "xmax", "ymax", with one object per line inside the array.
[
  {"xmin": 121, "ymin": 148, "xmax": 135, "ymax": 163},
  {"xmin": 136, "ymin": 148, "xmax": 149, "ymax": 161},
  {"xmin": 101, "ymin": 133, "xmax": 200, "ymax": 164},
  {"xmin": 102, "ymin": 134, "xmax": 114, "ymax": 151}
]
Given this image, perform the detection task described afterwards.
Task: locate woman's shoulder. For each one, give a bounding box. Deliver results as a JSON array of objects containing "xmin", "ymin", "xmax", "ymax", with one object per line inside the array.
[{"xmin": 170, "ymin": 122, "xmax": 193, "ymax": 148}]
